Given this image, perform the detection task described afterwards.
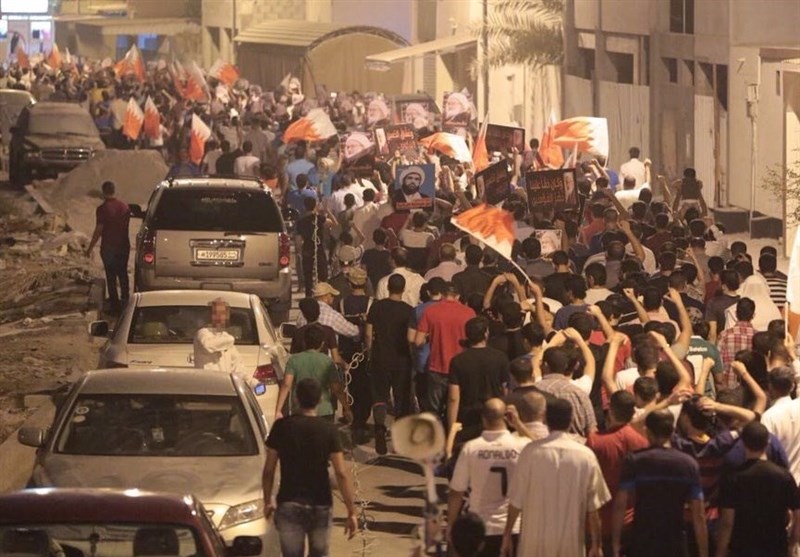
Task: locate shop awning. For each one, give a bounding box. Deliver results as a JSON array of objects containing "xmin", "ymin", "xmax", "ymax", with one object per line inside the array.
[
  {"xmin": 365, "ymin": 34, "xmax": 475, "ymax": 71},
  {"xmin": 234, "ymin": 19, "xmax": 346, "ymax": 47},
  {"xmin": 73, "ymin": 17, "xmax": 200, "ymax": 36}
]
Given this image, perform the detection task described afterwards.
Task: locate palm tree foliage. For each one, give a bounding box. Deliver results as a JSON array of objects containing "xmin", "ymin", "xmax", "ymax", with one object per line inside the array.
[{"xmin": 471, "ymin": 0, "xmax": 564, "ymax": 78}]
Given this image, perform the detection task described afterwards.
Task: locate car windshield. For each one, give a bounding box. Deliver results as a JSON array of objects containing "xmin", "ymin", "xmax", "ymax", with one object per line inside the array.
[
  {"xmin": 0, "ymin": 524, "xmax": 202, "ymax": 557},
  {"xmin": 151, "ymin": 188, "xmax": 283, "ymax": 232},
  {"xmin": 128, "ymin": 305, "xmax": 258, "ymax": 345},
  {"xmin": 28, "ymin": 111, "xmax": 99, "ymax": 137},
  {"xmin": 56, "ymin": 394, "xmax": 258, "ymax": 457}
]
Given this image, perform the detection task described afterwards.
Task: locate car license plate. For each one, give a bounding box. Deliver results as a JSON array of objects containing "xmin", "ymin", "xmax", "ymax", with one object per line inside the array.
[{"xmin": 195, "ymin": 249, "xmax": 240, "ymax": 261}]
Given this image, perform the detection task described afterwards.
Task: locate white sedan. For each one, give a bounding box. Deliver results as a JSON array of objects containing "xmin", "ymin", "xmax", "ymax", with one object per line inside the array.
[{"xmin": 90, "ymin": 290, "xmax": 288, "ymax": 419}]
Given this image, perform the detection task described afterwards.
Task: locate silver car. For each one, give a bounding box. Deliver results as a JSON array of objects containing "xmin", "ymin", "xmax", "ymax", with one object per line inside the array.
[
  {"xmin": 18, "ymin": 369, "xmax": 279, "ymax": 555},
  {"xmin": 130, "ymin": 177, "xmax": 292, "ymax": 324},
  {"xmin": 90, "ymin": 290, "xmax": 288, "ymax": 420}
]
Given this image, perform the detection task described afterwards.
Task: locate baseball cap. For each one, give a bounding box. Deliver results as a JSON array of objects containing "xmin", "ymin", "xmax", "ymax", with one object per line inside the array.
[
  {"xmin": 313, "ymin": 282, "xmax": 340, "ymax": 297},
  {"xmin": 337, "ymin": 245, "xmax": 359, "ymax": 265},
  {"xmin": 347, "ymin": 267, "xmax": 368, "ymax": 286}
]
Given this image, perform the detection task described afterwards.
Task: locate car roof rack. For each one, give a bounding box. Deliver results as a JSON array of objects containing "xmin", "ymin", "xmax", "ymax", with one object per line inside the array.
[{"xmin": 162, "ymin": 175, "xmax": 267, "ymax": 190}]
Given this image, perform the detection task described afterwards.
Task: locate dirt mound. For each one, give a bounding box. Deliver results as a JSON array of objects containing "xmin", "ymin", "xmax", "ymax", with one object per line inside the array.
[{"xmin": 50, "ymin": 149, "xmax": 168, "ymax": 208}]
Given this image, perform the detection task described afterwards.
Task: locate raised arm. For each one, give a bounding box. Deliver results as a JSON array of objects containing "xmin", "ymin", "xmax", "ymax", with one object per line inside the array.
[
  {"xmin": 563, "ymin": 327, "xmax": 596, "ymax": 385},
  {"xmin": 731, "ymin": 360, "xmax": 767, "ymax": 415},
  {"xmin": 484, "ymin": 274, "xmax": 508, "ymax": 310},
  {"xmin": 649, "ymin": 330, "xmax": 693, "ymax": 390},
  {"xmin": 667, "ymin": 287, "xmax": 692, "ymax": 354},
  {"xmin": 623, "ymin": 287, "xmax": 650, "ymax": 324},
  {"xmin": 619, "ymin": 219, "xmax": 645, "ymax": 263},
  {"xmin": 602, "ymin": 332, "xmax": 628, "ymax": 395},
  {"xmin": 587, "ymin": 304, "xmax": 615, "ymax": 341}
]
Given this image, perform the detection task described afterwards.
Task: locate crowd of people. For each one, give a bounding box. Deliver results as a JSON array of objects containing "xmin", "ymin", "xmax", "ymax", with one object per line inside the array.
[{"xmin": 14, "ymin": 51, "xmax": 800, "ymax": 557}]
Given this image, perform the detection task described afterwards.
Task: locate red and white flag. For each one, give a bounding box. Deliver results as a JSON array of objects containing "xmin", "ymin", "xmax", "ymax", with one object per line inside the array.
[
  {"xmin": 419, "ymin": 132, "xmax": 472, "ymax": 163},
  {"xmin": 472, "ymin": 118, "xmax": 489, "ymax": 173},
  {"xmin": 122, "ymin": 98, "xmax": 144, "ymax": 141},
  {"xmin": 16, "ymin": 45, "xmax": 29, "ymax": 69},
  {"xmin": 452, "ymin": 203, "xmax": 516, "ymax": 260},
  {"xmin": 539, "ymin": 109, "xmax": 564, "ymax": 168},
  {"xmin": 283, "ymin": 108, "xmax": 337, "ymax": 143},
  {"xmin": 189, "ymin": 114, "xmax": 212, "ymax": 165},
  {"xmin": 549, "ymin": 116, "xmax": 609, "ymax": 160},
  {"xmin": 209, "ymin": 59, "xmax": 240, "ymax": 87},
  {"xmin": 181, "ymin": 61, "xmax": 209, "ymax": 102},
  {"xmin": 115, "ymin": 45, "xmax": 145, "ymax": 82},
  {"xmin": 787, "ymin": 226, "xmax": 800, "ymax": 340},
  {"xmin": 47, "ymin": 43, "xmax": 62, "ymax": 69},
  {"xmin": 143, "ymin": 96, "xmax": 161, "ymax": 141},
  {"xmin": 64, "ymin": 47, "xmax": 73, "ymax": 66}
]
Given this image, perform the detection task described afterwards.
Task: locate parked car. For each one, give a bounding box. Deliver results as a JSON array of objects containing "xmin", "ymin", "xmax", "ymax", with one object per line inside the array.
[
  {"xmin": 18, "ymin": 369, "xmax": 278, "ymax": 555},
  {"xmin": 0, "ymin": 89, "xmax": 35, "ymax": 150},
  {"xmin": 8, "ymin": 101, "xmax": 105, "ymax": 186},
  {"xmin": 130, "ymin": 177, "xmax": 292, "ymax": 324},
  {"xmin": 89, "ymin": 289, "xmax": 288, "ymax": 419},
  {"xmin": 0, "ymin": 488, "xmax": 262, "ymax": 557}
]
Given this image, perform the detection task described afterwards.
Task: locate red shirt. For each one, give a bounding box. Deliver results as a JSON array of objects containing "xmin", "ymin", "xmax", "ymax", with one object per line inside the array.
[
  {"xmin": 96, "ymin": 197, "xmax": 130, "ymax": 251},
  {"xmin": 587, "ymin": 424, "xmax": 649, "ymax": 536},
  {"xmin": 380, "ymin": 213, "xmax": 410, "ymax": 250},
  {"xmin": 417, "ymin": 299, "xmax": 476, "ymax": 374}
]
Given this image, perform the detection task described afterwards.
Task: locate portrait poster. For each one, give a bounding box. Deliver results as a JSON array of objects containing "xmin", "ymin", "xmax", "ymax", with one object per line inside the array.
[
  {"xmin": 393, "ymin": 164, "xmax": 435, "ymax": 210},
  {"xmin": 475, "ymin": 161, "xmax": 511, "ymax": 206},
  {"xmin": 392, "ymin": 94, "xmax": 439, "ymax": 130},
  {"xmin": 525, "ymin": 168, "xmax": 579, "ymax": 212},
  {"xmin": 365, "ymin": 96, "xmax": 392, "ymax": 129},
  {"xmin": 340, "ymin": 131, "xmax": 376, "ymax": 177},
  {"xmin": 534, "ymin": 229, "xmax": 563, "ymax": 256},
  {"xmin": 485, "ymin": 124, "xmax": 526, "ymax": 154},
  {"xmin": 442, "ymin": 91, "xmax": 474, "ymax": 134}
]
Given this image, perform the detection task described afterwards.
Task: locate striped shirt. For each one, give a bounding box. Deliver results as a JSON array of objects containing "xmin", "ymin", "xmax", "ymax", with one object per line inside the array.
[{"xmin": 764, "ymin": 275, "xmax": 788, "ymax": 309}]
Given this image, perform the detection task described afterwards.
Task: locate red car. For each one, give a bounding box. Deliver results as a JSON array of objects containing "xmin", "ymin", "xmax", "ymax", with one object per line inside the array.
[{"xmin": 0, "ymin": 488, "xmax": 262, "ymax": 557}]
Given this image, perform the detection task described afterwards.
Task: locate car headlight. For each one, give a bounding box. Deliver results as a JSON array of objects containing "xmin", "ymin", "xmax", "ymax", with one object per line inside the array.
[
  {"xmin": 24, "ymin": 151, "xmax": 41, "ymax": 161},
  {"xmin": 218, "ymin": 499, "xmax": 264, "ymax": 530}
]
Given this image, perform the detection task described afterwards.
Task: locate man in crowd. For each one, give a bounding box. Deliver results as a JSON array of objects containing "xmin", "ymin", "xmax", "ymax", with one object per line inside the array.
[{"xmin": 86, "ymin": 180, "xmax": 130, "ymax": 313}]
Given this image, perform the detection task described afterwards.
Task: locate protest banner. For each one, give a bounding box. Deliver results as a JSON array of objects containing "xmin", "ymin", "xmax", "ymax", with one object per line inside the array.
[
  {"xmin": 485, "ymin": 124, "xmax": 526, "ymax": 154},
  {"xmin": 340, "ymin": 131, "xmax": 376, "ymax": 177},
  {"xmin": 376, "ymin": 124, "xmax": 416, "ymax": 159},
  {"xmin": 392, "ymin": 94, "xmax": 439, "ymax": 130},
  {"xmin": 525, "ymin": 168, "xmax": 579, "ymax": 212},
  {"xmin": 534, "ymin": 229, "xmax": 562, "ymax": 255},
  {"xmin": 475, "ymin": 160, "xmax": 511, "ymax": 206}
]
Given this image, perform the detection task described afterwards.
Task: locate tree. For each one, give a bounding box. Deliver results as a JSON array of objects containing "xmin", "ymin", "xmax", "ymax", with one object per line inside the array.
[
  {"xmin": 471, "ymin": 0, "xmax": 564, "ymax": 79},
  {"xmin": 763, "ymin": 151, "xmax": 800, "ymax": 225}
]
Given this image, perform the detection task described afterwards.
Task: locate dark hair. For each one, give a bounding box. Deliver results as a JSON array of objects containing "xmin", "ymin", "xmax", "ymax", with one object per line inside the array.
[
  {"xmin": 693, "ymin": 320, "xmax": 710, "ymax": 340},
  {"xmin": 298, "ymin": 298, "xmax": 320, "ymax": 322},
  {"xmin": 543, "ymin": 346, "xmax": 571, "ymax": 375},
  {"xmin": 465, "ymin": 244, "xmax": 483, "ymax": 265},
  {"xmin": 741, "ymin": 421, "xmax": 769, "ymax": 453},
  {"xmin": 521, "ymin": 322, "xmax": 546, "ymax": 348},
  {"xmin": 522, "ymin": 237, "xmax": 542, "ymax": 259},
  {"xmin": 645, "ymin": 409, "xmax": 675, "ymax": 438},
  {"xmin": 564, "ymin": 275, "xmax": 587, "ymax": 301},
  {"xmin": 450, "ymin": 512, "xmax": 485, "ymax": 557},
  {"xmin": 461, "ymin": 316, "xmax": 489, "ymax": 348},
  {"xmin": 735, "ymin": 260, "xmax": 754, "ymax": 281},
  {"xmin": 655, "ymin": 213, "xmax": 670, "ymax": 230},
  {"xmin": 610, "ymin": 391, "xmax": 637, "ymax": 423},
  {"xmin": 501, "ymin": 302, "xmax": 524, "ymax": 328},
  {"xmin": 545, "ymin": 398, "xmax": 573, "ymax": 431},
  {"xmin": 658, "ymin": 251, "xmax": 677, "ymax": 272},
  {"xmin": 412, "ymin": 211, "xmax": 427, "ymax": 228},
  {"xmin": 584, "ymin": 263, "xmax": 607, "ymax": 288},
  {"xmin": 363, "ymin": 188, "xmax": 376, "ymax": 202},
  {"xmin": 669, "ymin": 270, "xmax": 687, "ymax": 290},
  {"xmin": 708, "ymin": 256, "xmax": 725, "ymax": 275},
  {"xmin": 769, "ymin": 366, "xmax": 796, "ymax": 396},
  {"xmin": 731, "ymin": 241, "xmax": 748, "ymax": 256},
  {"xmin": 759, "ymin": 253, "xmax": 777, "ymax": 274},
  {"xmin": 633, "ymin": 339, "xmax": 659, "ymax": 370},
  {"xmin": 509, "ymin": 356, "xmax": 533, "ymax": 383},
  {"xmin": 633, "ymin": 376, "xmax": 658, "ymax": 403},
  {"xmin": 372, "ymin": 228, "xmax": 388, "ymax": 246},
  {"xmin": 736, "ymin": 297, "xmax": 756, "ymax": 322},
  {"xmin": 567, "ymin": 312, "xmax": 593, "ymax": 341},
  {"xmin": 391, "ymin": 247, "xmax": 408, "ymax": 267},
  {"xmin": 552, "ymin": 250, "xmax": 569, "ymax": 267},
  {"xmin": 296, "ymin": 377, "xmax": 323, "ymax": 410},
  {"xmin": 427, "ymin": 277, "xmax": 446, "ymax": 296},
  {"xmin": 655, "ymin": 361, "xmax": 680, "ymax": 397},
  {"xmin": 102, "ymin": 181, "xmax": 115, "ymax": 195},
  {"xmin": 303, "ymin": 196, "xmax": 317, "ymax": 211},
  {"xmin": 387, "ymin": 273, "xmax": 406, "ymax": 295},
  {"xmin": 629, "ymin": 146, "xmax": 640, "ymax": 158},
  {"xmin": 720, "ymin": 269, "xmax": 740, "ymax": 292},
  {"xmin": 681, "ymin": 395, "xmax": 715, "ymax": 433},
  {"xmin": 642, "ymin": 287, "xmax": 662, "ymax": 311}
]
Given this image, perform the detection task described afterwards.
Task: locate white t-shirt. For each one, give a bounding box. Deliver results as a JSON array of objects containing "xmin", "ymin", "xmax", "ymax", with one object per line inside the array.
[
  {"xmin": 619, "ymin": 158, "xmax": 647, "ymax": 187},
  {"xmin": 584, "ymin": 288, "xmax": 614, "ymax": 305},
  {"xmin": 450, "ymin": 430, "xmax": 530, "ymax": 535},
  {"xmin": 193, "ymin": 327, "xmax": 243, "ymax": 379},
  {"xmin": 763, "ymin": 396, "xmax": 800, "ymax": 484},
  {"xmin": 400, "ymin": 228, "xmax": 434, "ymax": 249},
  {"xmin": 234, "ymin": 154, "xmax": 260, "ymax": 177}
]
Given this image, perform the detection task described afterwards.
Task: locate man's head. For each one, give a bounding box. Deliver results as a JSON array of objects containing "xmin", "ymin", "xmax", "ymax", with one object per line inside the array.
[
  {"xmin": 296, "ymin": 377, "xmax": 323, "ymax": 410},
  {"xmin": 303, "ymin": 325, "xmax": 326, "ymax": 351},
  {"xmin": 584, "ymin": 263, "xmax": 607, "ymax": 289},
  {"xmin": 390, "ymin": 247, "xmax": 409, "ymax": 269},
  {"xmin": 542, "ymin": 346, "xmax": 571, "ymax": 376},
  {"xmin": 481, "ymin": 398, "xmax": 507, "ymax": 431},
  {"xmin": 312, "ymin": 282, "xmax": 340, "ymax": 305},
  {"xmin": 633, "ymin": 376, "xmax": 658, "ymax": 407},
  {"xmin": 735, "ymin": 297, "xmax": 756, "ymax": 322},
  {"xmin": 758, "ymin": 253, "xmax": 778, "ymax": 276},
  {"xmin": 768, "ymin": 366, "xmax": 796, "ymax": 399},
  {"xmin": 462, "ymin": 316, "xmax": 490, "ymax": 348},
  {"xmin": 645, "ymin": 409, "xmax": 675, "ymax": 444},
  {"xmin": 608, "ymin": 390, "xmax": 637, "ymax": 427},
  {"xmin": 298, "ymin": 297, "xmax": 320, "ymax": 322},
  {"xmin": 741, "ymin": 420, "xmax": 769, "ymax": 458},
  {"xmin": 101, "ymin": 181, "xmax": 115, "ymax": 198},
  {"xmin": 622, "ymin": 176, "xmax": 636, "ymax": 191},
  {"xmin": 629, "ymin": 147, "xmax": 640, "ymax": 159},
  {"xmin": 563, "ymin": 275, "xmax": 587, "ymax": 303},
  {"xmin": 545, "ymin": 398, "xmax": 573, "ymax": 432},
  {"xmin": 450, "ymin": 512, "xmax": 485, "ymax": 557},
  {"xmin": 720, "ymin": 269, "xmax": 740, "ymax": 293},
  {"xmin": 242, "ymin": 140, "xmax": 253, "ymax": 154},
  {"xmin": 387, "ymin": 273, "xmax": 406, "ymax": 296},
  {"xmin": 464, "ymin": 244, "xmax": 483, "ymax": 266},
  {"xmin": 439, "ymin": 243, "xmax": 457, "ymax": 262},
  {"xmin": 210, "ymin": 298, "xmax": 230, "ymax": 328},
  {"xmin": 509, "ymin": 356, "xmax": 533, "ymax": 385},
  {"xmin": 372, "ymin": 228, "xmax": 388, "ymax": 247},
  {"xmin": 521, "ymin": 237, "xmax": 542, "ymax": 260},
  {"xmin": 517, "ymin": 390, "xmax": 548, "ymax": 424}
]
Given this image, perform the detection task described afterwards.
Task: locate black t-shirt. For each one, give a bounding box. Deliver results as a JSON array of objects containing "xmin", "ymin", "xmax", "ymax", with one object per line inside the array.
[
  {"xmin": 448, "ymin": 346, "xmax": 510, "ymax": 427},
  {"xmin": 543, "ymin": 272, "xmax": 577, "ymax": 304},
  {"xmin": 361, "ymin": 248, "xmax": 392, "ymax": 290},
  {"xmin": 266, "ymin": 414, "xmax": 342, "ymax": 506},
  {"xmin": 297, "ymin": 214, "xmax": 326, "ymax": 252},
  {"xmin": 367, "ymin": 298, "xmax": 413, "ymax": 366},
  {"xmin": 620, "ymin": 446, "xmax": 704, "ymax": 557},
  {"xmin": 718, "ymin": 459, "xmax": 800, "ymax": 556},
  {"xmin": 290, "ymin": 323, "xmax": 338, "ymax": 354},
  {"xmin": 215, "ymin": 152, "xmax": 237, "ymax": 175},
  {"xmin": 452, "ymin": 266, "xmax": 492, "ymax": 301},
  {"xmin": 705, "ymin": 293, "xmax": 739, "ymax": 331}
]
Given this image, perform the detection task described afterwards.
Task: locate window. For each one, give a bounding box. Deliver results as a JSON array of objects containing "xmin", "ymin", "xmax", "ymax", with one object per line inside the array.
[
  {"xmin": 152, "ymin": 188, "xmax": 283, "ymax": 232},
  {"xmin": 682, "ymin": 60, "xmax": 695, "ymax": 86},
  {"xmin": 670, "ymin": 0, "xmax": 694, "ymax": 34},
  {"xmin": 608, "ymin": 52, "xmax": 634, "ymax": 84},
  {"xmin": 576, "ymin": 47, "xmax": 595, "ymax": 80},
  {"xmin": 716, "ymin": 64, "xmax": 728, "ymax": 110},
  {"xmin": 128, "ymin": 305, "xmax": 258, "ymax": 345},
  {"xmin": 663, "ymin": 57, "xmax": 678, "ymax": 83}
]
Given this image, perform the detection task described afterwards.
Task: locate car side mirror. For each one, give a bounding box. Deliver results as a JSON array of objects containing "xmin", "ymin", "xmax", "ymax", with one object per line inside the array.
[
  {"xmin": 228, "ymin": 536, "xmax": 262, "ymax": 557},
  {"xmin": 129, "ymin": 204, "xmax": 145, "ymax": 219},
  {"xmin": 18, "ymin": 426, "xmax": 45, "ymax": 448},
  {"xmin": 279, "ymin": 322, "xmax": 296, "ymax": 340},
  {"xmin": 89, "ymin": 320, "xmax": 110, "ymax": 337}
]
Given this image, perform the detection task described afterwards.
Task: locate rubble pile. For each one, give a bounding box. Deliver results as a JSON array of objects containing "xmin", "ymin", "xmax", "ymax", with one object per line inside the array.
[{"xmin": 0, "ymin": 192, "xmax": 100, "ymax": 324}]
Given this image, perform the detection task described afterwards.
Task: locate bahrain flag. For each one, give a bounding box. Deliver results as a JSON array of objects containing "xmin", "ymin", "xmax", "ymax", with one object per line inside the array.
[
  {"xmin": 189, "ymin": 114, "xmax": 212, "ymax": 165},
  {"xmin": 283, "ymin": 109, "xmax": 337, "ymax": 143},
  {"xmin": 122, "ymin": 98, "xmax": 144, "ymax": 141},
  {"xmin": 452, "ymin": 203, "xmax": 516, "ymax": 260}
]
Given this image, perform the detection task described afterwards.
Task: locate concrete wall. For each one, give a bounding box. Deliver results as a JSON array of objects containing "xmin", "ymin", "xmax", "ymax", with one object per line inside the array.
[
  {"xmin": 128, "ymin": 0, "xmax": 194, "ymax": 18},
  {"xmin": 727, "ymin": 46, "xmax": 759, "ymax": 211},
  {"xmin": 730, "ymin": 0, "xmax": 800, "ymax": 47},
  {"xmin": 330, "ymin": 0, "xmax": 413, "ymax": 41}
]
